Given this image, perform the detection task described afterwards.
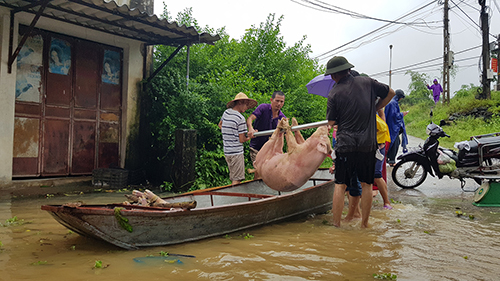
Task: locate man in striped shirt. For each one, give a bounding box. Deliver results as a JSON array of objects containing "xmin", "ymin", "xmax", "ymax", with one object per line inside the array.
[{"xmin": 219, "ymin": 92, "xmax": 258, "ymax": 185}]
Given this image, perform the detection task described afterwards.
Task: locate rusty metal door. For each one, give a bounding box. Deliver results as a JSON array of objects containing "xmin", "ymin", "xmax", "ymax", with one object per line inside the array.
[
  {"xmin": 71, "ymin": 40, "xmax": 99, "ymax": 174},
  {"xmin": 42, "ymin": 36, "xmax": 72, "ymax": 176},
  {"xmin": 13, "ymin": 29, "xmax": 122, "ymax": 178},
  {"xmin": 97, "ymin": 48, "xmax": 122, "ymax": 168},
  {"xmin": 13, "ymin": 32, "xmax": 44, "ymax": 177}
]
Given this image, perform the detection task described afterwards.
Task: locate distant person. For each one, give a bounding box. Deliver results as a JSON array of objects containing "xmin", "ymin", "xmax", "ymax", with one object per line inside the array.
[
  {"xmin": 247, "ymin": 91, "xmax": 286, "ymax": 177},
  {"xmin": 427, "ymin": 79, "xmax": 443, "ymax": 104},
  {"xmin": 219, "ymin": 93, "xmax": 257, "ymax": 185},
  {"xmin": 325, "ymin": 56, "xmax": 395, "ymax": 228},
  {"xmin": 385, "ymin": 89, "xmax": 409, "ymax": 167}
]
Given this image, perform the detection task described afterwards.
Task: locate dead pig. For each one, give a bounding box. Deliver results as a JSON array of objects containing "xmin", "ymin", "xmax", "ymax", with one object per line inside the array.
[{"xmin": 253, "ymin": 118, "xmax": 332, "ymax": 192}]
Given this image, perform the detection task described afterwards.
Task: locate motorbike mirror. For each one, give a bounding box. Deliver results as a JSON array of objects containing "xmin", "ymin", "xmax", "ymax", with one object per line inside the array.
[{"xmin": 429, "ymin": 109, "xmax": 433, "ymax": 123}]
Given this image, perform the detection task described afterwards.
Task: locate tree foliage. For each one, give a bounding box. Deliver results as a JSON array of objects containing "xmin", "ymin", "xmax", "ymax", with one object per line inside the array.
[
  {"xmin": 403, "ymin": 70, "xmax": 434, "ymax": 106},
  {"xmin": 145, "ymin": 6, "xmax": 326, "ymax": 189}
]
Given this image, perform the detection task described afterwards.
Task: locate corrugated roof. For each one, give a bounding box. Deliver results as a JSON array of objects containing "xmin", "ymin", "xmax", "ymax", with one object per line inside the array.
[{"xmin": 0, "ymin": 0, "xmax": 220, "ymax": 46}]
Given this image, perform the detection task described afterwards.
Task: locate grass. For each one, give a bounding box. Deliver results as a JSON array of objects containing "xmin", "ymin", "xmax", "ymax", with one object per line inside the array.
[{"xmin": 401, "ymin": 91, "xmax": 500, "ymax": 149}]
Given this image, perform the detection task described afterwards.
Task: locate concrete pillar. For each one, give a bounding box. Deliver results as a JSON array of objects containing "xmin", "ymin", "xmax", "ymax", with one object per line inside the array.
[
  {"xmin": 0, "ymin": 13, "xmax": 16, "ymax": 183},
  {"xmin": 174, "ymin": 129, "xmax": 196, "ymax": 191}
]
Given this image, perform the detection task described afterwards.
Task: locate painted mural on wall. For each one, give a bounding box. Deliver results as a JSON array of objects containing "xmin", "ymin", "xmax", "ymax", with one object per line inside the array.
[
  {"xmin": 49, "ymin": 38, "xmax": 71, "ymax": 75},
  {"xmin": 102, "ymin": 49, "xmax": 120, "ymax": 85},
  {"xmin": 16, "ymin": 34, "xmax": 43, "ymax": 103}
]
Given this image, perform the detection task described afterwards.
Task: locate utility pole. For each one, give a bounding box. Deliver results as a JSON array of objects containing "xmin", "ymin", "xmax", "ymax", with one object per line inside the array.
[
  {"xmin": 389, "ymin": 45, "xmax": 393, "ymax": 88},
  {"xmin": 443, "ymin": 0, "xmax": 450, "ymax": 103},
  {"xmin": 479, "ymin": 0, "xmax": 491, "ymax": 99},
  {"xmin": 497, "ymin": 34, "xmax": 500, "ymax": 91}
]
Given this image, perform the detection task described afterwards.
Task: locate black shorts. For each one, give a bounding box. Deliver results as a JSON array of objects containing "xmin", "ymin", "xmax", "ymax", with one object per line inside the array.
[{"xmin": 334, "ymin": 151, "xmax": 376, "ymax": 185}]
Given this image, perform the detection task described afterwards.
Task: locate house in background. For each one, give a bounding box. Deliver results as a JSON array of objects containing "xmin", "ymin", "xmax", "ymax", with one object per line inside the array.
[{"xmin": 0, "ymin": 0, "xmax": 219, "ymax": 184}]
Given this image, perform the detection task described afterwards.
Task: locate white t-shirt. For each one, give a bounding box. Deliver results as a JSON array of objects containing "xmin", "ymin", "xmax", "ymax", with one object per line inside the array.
[{"xmin": 221, "ymin": 108, "xmax": 247, "ymax": 155}]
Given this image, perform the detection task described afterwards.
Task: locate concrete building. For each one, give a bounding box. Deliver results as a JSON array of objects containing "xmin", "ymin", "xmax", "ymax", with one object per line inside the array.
[{"xmin": 0, "ymin": 0, "xmax": 219, "ymax": 186}]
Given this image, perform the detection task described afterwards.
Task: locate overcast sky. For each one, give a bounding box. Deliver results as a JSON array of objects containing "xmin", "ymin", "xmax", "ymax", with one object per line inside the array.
[{"xmin": 154, "ymin": 0, "xmax": 500, "ymax": 95}]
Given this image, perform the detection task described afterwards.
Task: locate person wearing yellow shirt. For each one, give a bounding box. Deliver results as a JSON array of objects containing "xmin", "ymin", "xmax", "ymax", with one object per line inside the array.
[{"xmin": 374, "ymin": 108, "xmax": 392, "ymax": 209}]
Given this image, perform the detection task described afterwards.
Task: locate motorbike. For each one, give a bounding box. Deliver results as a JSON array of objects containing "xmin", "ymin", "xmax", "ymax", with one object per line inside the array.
[{"xmin": 391, "ymin": 112, "xmax": 500, "ymax": 190}]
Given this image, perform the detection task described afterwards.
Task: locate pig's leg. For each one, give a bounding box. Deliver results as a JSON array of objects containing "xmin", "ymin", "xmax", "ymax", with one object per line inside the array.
[
  {"xmin": 271, "ymin": 118, "xmax": 289, "ymax": 154},
  {"xmin": 291, "ymin": 117, "xmax": 305, "ymax": 145},
  {"xmin": 285, "ymin": 118, "xmax": 299, "ymax": 152},
  {"xmin": 254, "ymin": 118, "xmax": 288, "ymax": 178}
]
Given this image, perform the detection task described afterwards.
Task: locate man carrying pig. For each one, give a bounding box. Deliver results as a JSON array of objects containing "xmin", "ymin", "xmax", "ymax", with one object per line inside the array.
[
  {"xmin": 325, "ymin": 56, "xmax": 395, "ymax": 228},
  {"xmin": 247, "ymin": 91, "xmax": 286, "ymax": 170},
  {"xmin": 247, "ymin": 91, "xmax": 286, "ymax": 179}
]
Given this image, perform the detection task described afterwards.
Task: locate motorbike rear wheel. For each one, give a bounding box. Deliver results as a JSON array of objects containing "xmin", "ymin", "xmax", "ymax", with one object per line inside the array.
[{"xmin": 392, "ymin": 160, "xmax": 428, "ymax": 189}]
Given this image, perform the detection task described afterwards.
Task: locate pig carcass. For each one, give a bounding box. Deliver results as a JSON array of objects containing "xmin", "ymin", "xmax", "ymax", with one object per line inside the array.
[{"xmin": 253, "ymin": 118, "xmax": 332, "ymax": 192}]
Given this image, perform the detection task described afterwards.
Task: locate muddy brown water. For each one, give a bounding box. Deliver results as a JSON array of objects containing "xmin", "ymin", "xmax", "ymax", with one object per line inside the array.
[{"xmin": 1, "ymin": 181, "xmax": 500, "ymax": 281}]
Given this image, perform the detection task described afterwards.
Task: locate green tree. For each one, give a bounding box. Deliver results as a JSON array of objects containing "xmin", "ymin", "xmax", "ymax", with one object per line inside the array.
[
  {"xmin": 145, "ymin": 6, "xmax": 325, "ymax": 189},
  {"xmin": 403, "ymin": 70, "xmax": 434, "ymax": 106}
]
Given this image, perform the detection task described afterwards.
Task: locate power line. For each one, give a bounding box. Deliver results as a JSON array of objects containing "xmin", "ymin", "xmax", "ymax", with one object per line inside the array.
[
  {"xmin": 293, "ymin": 0, "xmax": 441, "ymax": 26},
  {"xmin": 368, "ymin": 45, "xmax": 481, "ymax": 77},
  {"xmin": 450, "ymin": 0, "xmax": 481, "ymax": 29},
  {"xmin": 494, "ymin": 0, "xmax": 500, "ymax": 14},
  {"xmin": 312, "ymin": 0, "xmax": 439, "ymax": 60},
  {"xmin": 371, "ymin": 57, "xmax": 479, "ymax": 78}
]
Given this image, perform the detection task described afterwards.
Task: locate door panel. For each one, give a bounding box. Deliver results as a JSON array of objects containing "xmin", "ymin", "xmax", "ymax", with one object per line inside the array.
[
  {"xmin": 42, "ymin": 119, "xmax": 70, "ymax": 175},
  {"xmin": 12, "ymin": 117, "xmax": 40, "ymax": 176},
  {"xmin": 46, "ymin": 37, "xmax": 72, "ymax": 106},
  {"xmin": 72, "ymin": 121, "xmax": 96, "ymax": 174},
  {"xmin": 75, "ymin": 40, "xmax": 99, "ymax": 109},
  {"xmin": 98, "ymin": 122, "xmax": 119, "ymax": 168}
]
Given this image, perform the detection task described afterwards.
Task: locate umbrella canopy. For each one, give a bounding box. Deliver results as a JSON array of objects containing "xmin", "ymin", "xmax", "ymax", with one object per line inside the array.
[{"xmin": 306, "ymin": 74, "xmax": 335, "ymax": 98}]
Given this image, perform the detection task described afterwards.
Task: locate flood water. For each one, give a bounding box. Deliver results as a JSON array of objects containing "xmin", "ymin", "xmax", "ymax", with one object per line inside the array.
[{"xmin": 1, "ymin": 180, "xmax": 500, "ymax": 281}]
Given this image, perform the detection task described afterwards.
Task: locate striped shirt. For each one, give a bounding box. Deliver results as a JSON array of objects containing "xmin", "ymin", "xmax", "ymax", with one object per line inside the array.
[{"xmin": 221, "ymin": 108, "xmax": 247, "ymax": 155}]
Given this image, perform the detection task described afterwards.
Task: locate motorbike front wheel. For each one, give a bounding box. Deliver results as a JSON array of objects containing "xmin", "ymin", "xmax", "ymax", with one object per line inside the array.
[{"xmin": 392, "ymin": 160, "xmax": 428, "ymax": 189}]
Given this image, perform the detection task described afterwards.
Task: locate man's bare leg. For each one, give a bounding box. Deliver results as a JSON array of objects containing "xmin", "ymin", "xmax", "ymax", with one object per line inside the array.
[
  {"xmin": 344, "ymin": 195, "xmax": 361, "ymax": 221},
  {"xmin": 374, "ymin": 177, "xmax": 392, "ymax": 209},
  {"xmin": 331, "ymin": 183, "xmax": 347, "ymax": 227},
  {"xmin": 360, "ymin": 182, "xmax": 373, "ymax": 228}
]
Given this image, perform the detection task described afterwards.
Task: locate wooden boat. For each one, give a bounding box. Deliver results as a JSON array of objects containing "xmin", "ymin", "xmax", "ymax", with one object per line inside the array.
[{"xmin": 41, "ymin": 169, "xmax": 335, "ymax": 250}]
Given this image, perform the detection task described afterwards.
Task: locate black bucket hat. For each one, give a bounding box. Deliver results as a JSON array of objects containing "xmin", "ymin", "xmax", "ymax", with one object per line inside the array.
[{"xmin": 324, "ymin": 56, "xmax": 355, "ymax": 76}]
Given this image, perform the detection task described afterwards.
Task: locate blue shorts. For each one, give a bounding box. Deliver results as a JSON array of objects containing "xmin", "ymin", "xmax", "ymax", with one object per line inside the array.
[
  {"xmin": 346, "ymin": 174, "xmax": 362, "ymax": 197},
  {"xmin": 335, "ymin": 151, "xmax": 376, "ymax": 185}
]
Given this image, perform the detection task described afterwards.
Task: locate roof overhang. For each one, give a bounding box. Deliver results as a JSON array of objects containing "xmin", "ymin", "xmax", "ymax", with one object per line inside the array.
[{"xmin": 0, "ymin": 0, "xmax": 220, "ymax": 46}]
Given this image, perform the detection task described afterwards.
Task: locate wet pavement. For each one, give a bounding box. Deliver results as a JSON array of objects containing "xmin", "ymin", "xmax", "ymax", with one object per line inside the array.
[{"xmin": 390, "ymin": 135, "xmax": 480, "ymax": 200}]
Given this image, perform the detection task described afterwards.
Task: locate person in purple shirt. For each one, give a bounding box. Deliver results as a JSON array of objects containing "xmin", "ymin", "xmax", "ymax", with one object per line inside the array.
[
  {"xmin": 247, "ymin": 91, "xmax": 286, "ymax": 168},
  {"xmin": 427, "ymin": 79, "xmax": 443, "ymax": 104}
]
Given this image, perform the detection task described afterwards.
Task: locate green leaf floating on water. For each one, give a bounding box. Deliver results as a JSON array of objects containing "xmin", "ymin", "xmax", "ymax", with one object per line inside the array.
[{"xmin": 114, "ymin": 207, "xmax": 133, "ymax": 232}]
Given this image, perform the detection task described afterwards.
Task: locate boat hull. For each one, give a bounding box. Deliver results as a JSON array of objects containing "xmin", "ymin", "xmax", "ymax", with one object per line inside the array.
[{"xmin": 42, "ymin": 170, "xmax": 335, "ymax": 250}]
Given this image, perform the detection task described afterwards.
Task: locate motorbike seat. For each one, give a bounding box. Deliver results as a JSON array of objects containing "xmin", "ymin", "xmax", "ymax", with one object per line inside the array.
[{"xmin": 457, "ymin": 136, "xmax": 500, "ymax": 167}]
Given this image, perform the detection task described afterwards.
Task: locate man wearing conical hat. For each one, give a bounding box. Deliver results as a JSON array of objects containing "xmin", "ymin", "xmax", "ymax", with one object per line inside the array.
[{"xmin": 219, "ymin": 92, "xmax": 258, "ymax": 185}]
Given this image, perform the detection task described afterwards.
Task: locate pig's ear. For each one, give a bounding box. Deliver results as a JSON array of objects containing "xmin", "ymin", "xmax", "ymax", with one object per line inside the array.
[{"xmin": 316, "ymin": 142, "xmax": 329, "ymax": 154}]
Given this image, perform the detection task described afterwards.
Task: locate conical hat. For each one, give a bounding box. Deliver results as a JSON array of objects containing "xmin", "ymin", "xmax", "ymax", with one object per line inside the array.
[{"xmin": 227, "ymin": 92, "xmax": 258, "ymax": 109}]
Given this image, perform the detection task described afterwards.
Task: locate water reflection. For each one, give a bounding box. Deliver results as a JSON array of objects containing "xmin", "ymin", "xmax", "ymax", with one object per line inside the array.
[{"xmin": 0, "ymin": 189, "xmax": 499, "ymax": 280}]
